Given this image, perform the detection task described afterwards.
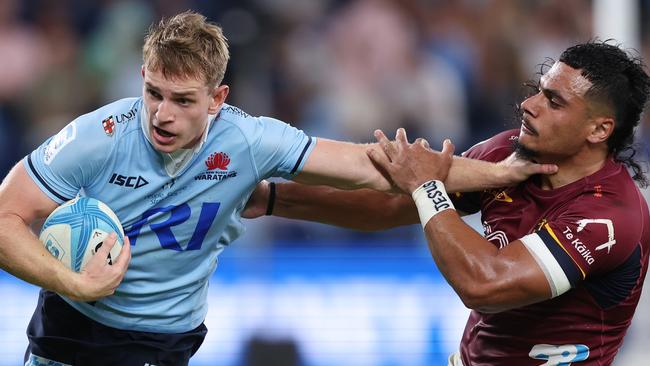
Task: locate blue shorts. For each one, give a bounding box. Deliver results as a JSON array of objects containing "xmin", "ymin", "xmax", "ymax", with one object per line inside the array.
[{"xmin": 25, "ymin": 290, "xmax": 207, "ymax": 366}]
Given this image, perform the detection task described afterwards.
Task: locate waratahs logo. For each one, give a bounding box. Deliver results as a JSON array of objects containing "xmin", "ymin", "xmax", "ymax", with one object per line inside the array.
[
  {"xmin": 206, "ymin": 152, "xmax": 230, "ymax": 170},
  {"xmin": 195, "ymin": 151, "xmax": 237, "ymax": 181}
]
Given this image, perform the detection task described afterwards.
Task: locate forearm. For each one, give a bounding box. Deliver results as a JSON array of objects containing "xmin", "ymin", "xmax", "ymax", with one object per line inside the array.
[
  {"xmin": 295, "ymin": 139, "xmax": 393, "ymax": 191},
  {"xmin": 423, "ymin": 211, "xmax": 499, "ymax": 294},
  {"xmin": 273, "ymin": 182, "xmax": 418, "ymax": 230},
  {"xmin": 422, "ymin": 211, "xmax": 549, "ymax": 312},
  {"xmin": 0, "ymin": 213, "xmax": 78, "ymax": 297},
  {"xmin": 445, "ymin": 156, "xmax": 506, "ymax": 192}
]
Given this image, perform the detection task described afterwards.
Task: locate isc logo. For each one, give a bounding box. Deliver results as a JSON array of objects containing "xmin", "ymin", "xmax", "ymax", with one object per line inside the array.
[{"xmin": 109, "ymin": 173, "xmax": 149, "ymax": 188}]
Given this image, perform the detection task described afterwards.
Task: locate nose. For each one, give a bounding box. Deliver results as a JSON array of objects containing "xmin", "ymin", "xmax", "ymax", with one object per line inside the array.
[
  {"xmin": 155, "ymin": 99, "xmax": 175, "ymax": 123},
  {"xmin": 520, "ymin": 93, "xmax": 541, "ymax": 119}
]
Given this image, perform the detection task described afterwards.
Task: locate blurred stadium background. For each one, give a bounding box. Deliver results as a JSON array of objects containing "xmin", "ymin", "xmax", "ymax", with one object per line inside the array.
[{"xmin": 1, "ymin": 0, "xmax": 650, "ymax": 365}]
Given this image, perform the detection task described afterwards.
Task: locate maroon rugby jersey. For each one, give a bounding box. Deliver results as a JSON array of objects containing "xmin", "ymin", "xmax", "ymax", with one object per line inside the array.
[{"xmin": 453, "ymin": 130, "xmax": 650, "ymax": 366}]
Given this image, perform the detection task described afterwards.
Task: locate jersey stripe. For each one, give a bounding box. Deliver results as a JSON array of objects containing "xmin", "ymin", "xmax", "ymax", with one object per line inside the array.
[
  {"xmin": 26, "ymin": 155, "xmax": 72, "ymax": 202},
  {"xmin": 541, "ymin": 224, "xmax": 586, "ymax": 281},
  {"xmin": 521, "ymin": 233, "xmax": 571, "ymax": 297},
  {"xmin": 290, "ymin": 136, "xmax": 313, "ymax": 174}
]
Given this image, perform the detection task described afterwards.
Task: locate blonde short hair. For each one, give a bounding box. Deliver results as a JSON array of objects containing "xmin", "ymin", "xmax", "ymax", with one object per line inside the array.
[{"xmin": 143, "ymin": 11, "xmax": 229, "ymax": 88}]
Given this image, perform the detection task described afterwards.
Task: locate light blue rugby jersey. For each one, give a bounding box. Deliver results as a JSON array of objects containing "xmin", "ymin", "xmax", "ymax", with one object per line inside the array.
[{"xmin": 24, "ymin": 97, "xmax": 315, "ymax": 333}]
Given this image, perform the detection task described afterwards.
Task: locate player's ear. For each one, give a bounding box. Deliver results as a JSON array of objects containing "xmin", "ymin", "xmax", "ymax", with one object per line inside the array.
[
  {"xmin": 141, "ymin": 65, "xmax": 145, "ymax": 78},
  {"xmin": 208, "ymin": 85, "xmax": 229, "ymax": 114},
  {"xmin": 587, "ymin": 116, "xmax": 614, "ymax": 144}
]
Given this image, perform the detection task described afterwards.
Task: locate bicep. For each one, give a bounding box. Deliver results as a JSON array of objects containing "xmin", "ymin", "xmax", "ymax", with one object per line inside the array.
[
  {"xmin": 294, "ymin": 138, "xmax": 391, "ymax": 191},
  {"xmin": 0, "ymin": 162, "xmax": 58, "ymax": 224}
]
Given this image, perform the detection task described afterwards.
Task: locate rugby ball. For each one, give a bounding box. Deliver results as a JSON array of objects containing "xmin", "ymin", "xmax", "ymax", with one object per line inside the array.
[{"xmin": 39, "ymin": 197, "xmax": 124, "ymax": 272}]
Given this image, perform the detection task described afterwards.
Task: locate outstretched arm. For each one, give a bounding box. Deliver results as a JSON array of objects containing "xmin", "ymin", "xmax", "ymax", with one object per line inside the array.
[
  {"xmin": 293, "ymin": 134, "xmax": 556, "ymax": 193},
  {"xmin": 0, "ymin": 163, "xmax": 131, "ymax": 301}
]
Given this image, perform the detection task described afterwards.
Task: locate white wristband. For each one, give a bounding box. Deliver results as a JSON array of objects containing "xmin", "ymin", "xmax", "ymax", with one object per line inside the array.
[{"xmin": 411, "ymin": 180, "xmax": 455, "ymax": 228}]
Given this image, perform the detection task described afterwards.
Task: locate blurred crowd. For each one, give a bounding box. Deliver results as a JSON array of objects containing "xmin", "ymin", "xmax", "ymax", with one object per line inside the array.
[{"xmin": 2, "ymin": 0, "xmax": 650, "ymax": 243}]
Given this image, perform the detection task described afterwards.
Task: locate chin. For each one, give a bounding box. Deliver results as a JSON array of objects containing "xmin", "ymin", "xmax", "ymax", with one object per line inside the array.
[
  {"xmin": 513, "ymin": 139, "xmax": 539, "ymax": 161},
  {"xmin": 152, "ymin": 142, "xmax": 178, "ymax": 154}
]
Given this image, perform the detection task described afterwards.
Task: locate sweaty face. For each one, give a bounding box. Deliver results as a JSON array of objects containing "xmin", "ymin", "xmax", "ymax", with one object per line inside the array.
[
  {"xmin": 142, "ymin": 67, "xmax": 216, "ymax": 153},
  {"xmin": 517, "ymin": 62, "xmax": 593, "ymax": 162}
]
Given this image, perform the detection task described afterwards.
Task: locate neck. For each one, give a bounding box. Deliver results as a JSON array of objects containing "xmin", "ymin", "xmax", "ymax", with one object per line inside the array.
[{"xmin": 538, "ymin": 148, "xmax": 609, "ymax": 190}]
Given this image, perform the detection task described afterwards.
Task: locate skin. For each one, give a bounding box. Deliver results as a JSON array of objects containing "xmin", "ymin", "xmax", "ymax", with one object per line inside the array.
[
  {"xmin": 518, "ymin": 62, "xmax": 613, "ymax": 189},
  {"xmin": 141, "ymin": 66, "xmax": 229, "ymax": 153}
]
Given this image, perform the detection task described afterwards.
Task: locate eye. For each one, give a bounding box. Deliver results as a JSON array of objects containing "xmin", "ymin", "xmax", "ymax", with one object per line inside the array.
[
  {"xmin": 177, "ymin": 98, "xmax": 191, "ymax": 106},
  {"xmin": 147, "ymin": 89, "xmax": 162, "ymax": 100},
  {"xmin": 544, "ymin": 93, "xmax": 562, "ymax": 109}
]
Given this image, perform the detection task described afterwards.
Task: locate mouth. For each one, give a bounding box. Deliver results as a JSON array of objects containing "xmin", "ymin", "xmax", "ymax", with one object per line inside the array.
[
  {"xmin": 521, "ymin": 118, "xmax": 538, "ymax": 136},
  {"xmin": 152, "ymin": 125, "xmax": 177, "ymax": 145}
]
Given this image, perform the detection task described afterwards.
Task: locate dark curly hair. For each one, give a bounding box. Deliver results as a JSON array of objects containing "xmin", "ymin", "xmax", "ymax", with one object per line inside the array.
[{"xmin": 559, "ymin": 41, "xmax": 650, "ymax": 187}]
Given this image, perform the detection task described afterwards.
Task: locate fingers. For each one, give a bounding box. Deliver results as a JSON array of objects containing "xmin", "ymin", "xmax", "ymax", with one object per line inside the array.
[
  {"xmin": 395, "ymin": 128, "xmax": 408, "ymax": 146},
  {"xmin": 441, "ymin": 139, "xmax": 455, "ymax": 157},
  {"xmin": 374, "ymin": 129, "xmax": 396, "ymax": 161},
  {"xmin": 113, "ymin": 235, "xmax": 131, "ymax": 271},
  {"xmin": 533, "ymin": 163, "xmax": 559, "ymax": 175},
  {"xmin": 96, "ymin": 232, "xmax": 117, "ymax": 259},
  {"xmin": 367, "ymin": 146, "xmax": 392, "ymax": 171},
  {"xmin": 415, "ymin": 138, "xmax": 430, "ymax": 149}
]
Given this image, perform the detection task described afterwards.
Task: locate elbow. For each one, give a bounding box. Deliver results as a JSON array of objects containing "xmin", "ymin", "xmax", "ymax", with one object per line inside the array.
[
  {"xmin": 453, "ymin": 275, "xmax": 512, "ymax": 314},
  {"xmin": 455, "ymin": 283, "xmax": 491, "ymax": 311}
]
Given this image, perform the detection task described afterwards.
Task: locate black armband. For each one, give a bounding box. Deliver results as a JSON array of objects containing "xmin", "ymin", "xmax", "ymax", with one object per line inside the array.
[{"xmin": 265, "ymin": 182, "xmax": 276, "ymax": 216}]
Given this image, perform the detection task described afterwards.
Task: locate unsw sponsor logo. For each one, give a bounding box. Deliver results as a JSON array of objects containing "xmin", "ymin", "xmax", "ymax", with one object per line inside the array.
[
  {"xmin": 101, "ymin": 107, "xmax": 137, "ymax": 137},
  {"xmin": 194, "ymin": 151, "xmax": 237, "ymax": 181},
  {"xmin": 116, "ymin": 107, "xmax": 138, "ymax": 124},
  {"xmin": 109, "ymin": 173, "xmax": 149, "ymax": 188}
]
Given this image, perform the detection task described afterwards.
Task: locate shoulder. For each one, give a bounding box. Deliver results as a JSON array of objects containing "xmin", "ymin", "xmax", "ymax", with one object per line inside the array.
[
  {"xmin": 215, "ymin": 103, "xmax": 296, "ymax": 140},
  {"xmin": 560, "ymin": 163, "xmax": 648, "ymax": 258},
  {"xmin": 462, "ymin": 129, "xmax": 519, "ymax": 162},
  {"xmin": 40, "ymin": 98, "xmax": 142, "ymax": 167},
  {"xmin": 219, "ymin": 104, "xmax": 254, "ymax": 121},
  {"xmin": 588, "ymin": 162, "xmax": 649, "ymax": 236},
  {"xmin": 74, "ymin": 98, "xmax": 141, "ymax": 137}
]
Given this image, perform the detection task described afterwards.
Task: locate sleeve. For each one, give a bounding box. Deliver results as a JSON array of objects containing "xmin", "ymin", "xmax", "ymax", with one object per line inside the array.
[
  {"xmin": 451, "ymin": 129, "xmax": 520, "ymax": 213},
  {"xmin": 23, "ymin": 112, "xmax": 116, "ymax": 204},
  {"xmin": 520, "ymin": 197, "xmax": 642, "ymax": 298},
  {"xmin": 249, "ymin": 116, "xmax": 316, "ymax": 180}
]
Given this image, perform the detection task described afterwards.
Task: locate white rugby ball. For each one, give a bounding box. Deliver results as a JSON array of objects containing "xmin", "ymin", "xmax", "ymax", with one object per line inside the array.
[{"xmin": 39, "ymin": 197, "xmax": 124, "ymax": 272}]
